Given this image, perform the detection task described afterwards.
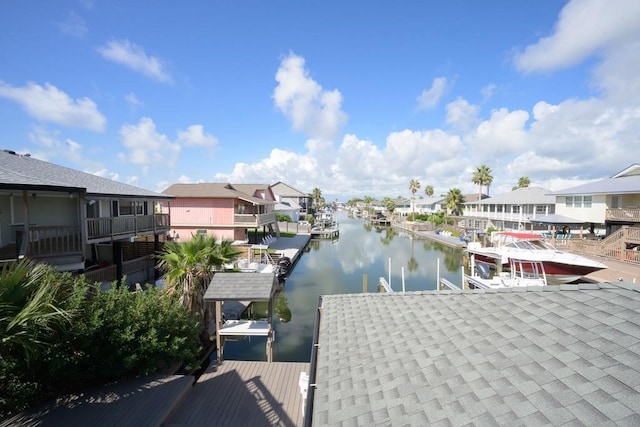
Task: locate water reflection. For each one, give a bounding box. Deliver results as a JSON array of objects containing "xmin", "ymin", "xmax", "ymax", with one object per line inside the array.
[{"xmin": 220, "ymin": 211, "xmax": 464, "ymax": 362}]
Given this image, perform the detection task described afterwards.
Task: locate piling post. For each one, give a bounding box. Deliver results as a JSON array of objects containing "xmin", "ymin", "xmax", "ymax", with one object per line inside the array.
[{"xmin": 363, "ymin": 273, "xmax": 368, "ymax": 293}]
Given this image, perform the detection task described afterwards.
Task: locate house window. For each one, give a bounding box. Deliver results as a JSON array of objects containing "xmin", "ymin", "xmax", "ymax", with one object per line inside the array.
[
  {"xmin": 535, "ymin": 205, "xmax": 547, "ymax": 214},
  {"xmin": 119, "ymin": 200, "xmax": 134, "ymax": 216},
  {"xmin": 497, "ymin": 205, "xmax": 503, "ymax": 213},
  {"xmin": 565, "ymin": 196, "xmax": 573, "ymax": 208},
  {"xmin": 196, "ymin": 229, "xmax": 207, "ymax": 235},
  {"xmin": 237, "ymin": 204, "xmax": 246, "ymax": 214},
  {"xmin": 512, "ymin": 206, "xmax": 520, "ymax": 214},
  {"xmin": 583, "ymin": 196, "xmax": 592, "ymax": 208},
  {"xmin": 574, "ymin": 197, "xmax": 583, "ymax": 208}
]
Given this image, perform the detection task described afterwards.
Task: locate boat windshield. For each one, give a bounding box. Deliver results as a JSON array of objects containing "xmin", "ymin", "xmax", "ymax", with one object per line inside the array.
[{"xmin": 506, "ymin": 239, "xmax": 556, "ymax": 250}]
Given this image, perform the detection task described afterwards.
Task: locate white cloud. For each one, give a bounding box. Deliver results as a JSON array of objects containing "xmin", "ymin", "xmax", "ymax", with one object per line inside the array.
[
  {"xmin": 272, "ymin": 53, "xmax": 347, "ymax": 150},
  {"xmin": 445, "ymin": 98, "xmax": 480, "ymax": 132},
  {"xmin": 176, "ymin": 125, "xmax": 218, "ymax": 148},
  {"xmin": 481, "ymin": 84, "xmax": 497, "ymax": 102},
  {"xmin": 58, "ymin": 10, "xmax": 88, "ymax": 37},
  {"xmin": 514, "ymin": 0, "xmax": 640, "ymax": 72},
  {"xmin": 416, "ymin": 77, "xmax": 448, "ymax": 110},
  {"xmin": 125, "ymin": 92, "xmax": 144, "ymax": 108},
  {"xmin": 97, "ymin": 39, "xmax": 171, "ymax": 82},
  {"xmin": 118, "ymin": 117, "xmax": 181, "ymax": 170},
  {"xmin": 0, "ymin": 81, "xmax": 106, "ymax": 131},
  {"xmin": 467, "ymin": 108, "xmax": 530, "ymax": 158}
]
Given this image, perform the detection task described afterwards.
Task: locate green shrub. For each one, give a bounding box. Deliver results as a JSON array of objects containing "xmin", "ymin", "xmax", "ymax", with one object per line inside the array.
[
  {"xmin": 276, "ymin": 213, "xmax": 292, "ymax": 222},
  {"xmin": 0, "ymin": 264, "xmax": 201, "ymax": 415}
]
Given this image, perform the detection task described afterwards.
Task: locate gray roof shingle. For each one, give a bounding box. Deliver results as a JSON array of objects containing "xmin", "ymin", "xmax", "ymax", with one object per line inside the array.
[
  {"xmin": 0, "ymin": 149, "xmax": 167, "ymax": 198},
  {"xmin": 311, "ymin": 284, "xmax": 640, "ymax": 426},
  {"xmin": 204, "ymin": 272, "xmax": 276, "ymax": 301},
  {"xmin": 162, "ymin": 183, "xmax": 275, "ymax": 205}
]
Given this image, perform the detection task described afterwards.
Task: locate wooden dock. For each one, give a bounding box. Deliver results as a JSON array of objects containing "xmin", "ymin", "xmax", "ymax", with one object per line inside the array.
[{"xmin": 166, "ymin": 360, "xmax": 309, "ymax": 427}]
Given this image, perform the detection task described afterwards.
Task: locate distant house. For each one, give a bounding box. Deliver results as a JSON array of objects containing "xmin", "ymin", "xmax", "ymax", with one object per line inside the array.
[
  {"xmin": 461, "ymin": 187, "xmax": 556, "ymax": 231},
  {"xmin": 305, "ymin": 283, "xmax": 640, "ymax": 426},
  {"xmin": 161, "ymin": 183, "xmax": 278, "ymax": 242},
  {"xmin": 414, "ymin": 196, "xmax": 443, "ymax": 215},
  {"xmin": 0, "ymin": 149, "xmax": 170, "ymax": 285},
  {"xmin": 549, "ymin": 164, "xmax": 640, "ymax": 234},
  {"xmin": 270, "ymin": 181, "xmax": 311, "ymax": 222}
]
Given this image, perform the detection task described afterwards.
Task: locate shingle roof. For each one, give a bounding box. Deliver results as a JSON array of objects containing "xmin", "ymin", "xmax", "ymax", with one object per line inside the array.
[
  {"xmin": 204, "ymin": 272, "xmax": 276, "ymax": 301},
  {"xmin": 311, "ymin": 283, "xmax": 640, "ymax": 426},
  {"xmin": 162, "ymin": 183, "xmax": 275, "ymax": 205},
  {"xmin": 0, "ymin": 150, "xmax": 168, "ymax": 198},
  {"xmin": 271, "ymin": 181, "xmax": 310, "ymax": 197}
]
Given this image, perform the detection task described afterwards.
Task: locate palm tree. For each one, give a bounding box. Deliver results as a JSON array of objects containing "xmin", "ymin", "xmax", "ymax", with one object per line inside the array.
[
  {"xmin": 0, "ymin": 259, "xmax": 72, "ymax": 366},
  {"xmin": 444, "ymin": 188, "xmax": 465, "ymax": 217},
  {"xmin": 382, "ymin": 196, "xmax": 396, "ymax": 218},
  {"xmin": 156, "ymin": 234, "xmax": 240, "ymax": 344},
  {"xmin": 472, "ymin": 164, "xmax": 493, "ymax": 199},
  {"xmin": 409, "ymin": 179, "xmax": 421, "ymax": 219},
  {"xmin": 363, "ymin": 195, "xmax": 375, "ymax": 217},
  {"xmin": 512, "ymin": 176, "xmax": 531, "ymax": 191},
  {"xmin": 424, "ymin": 185, "xmax": 434, "ymax": 198},
  {"xmin": 311, "ymin": 188, "xmax": 324, "ymax": 211}
]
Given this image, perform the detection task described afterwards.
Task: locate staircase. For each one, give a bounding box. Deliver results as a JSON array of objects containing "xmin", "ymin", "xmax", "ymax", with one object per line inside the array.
[{"xmin": 570, "ymin": 226, "xmax": 640, "ymax": 265}]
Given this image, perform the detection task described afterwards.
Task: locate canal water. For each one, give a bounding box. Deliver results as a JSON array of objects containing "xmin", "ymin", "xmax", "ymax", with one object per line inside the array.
[{"xmin": 221, "ymin": 210, "xmax": 465, "ymax": 362}]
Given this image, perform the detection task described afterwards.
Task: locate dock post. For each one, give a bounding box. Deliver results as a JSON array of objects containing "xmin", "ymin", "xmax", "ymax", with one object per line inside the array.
[{"xmin": 363, "ymin": 273, "xmax": 368, "ymax": 293}]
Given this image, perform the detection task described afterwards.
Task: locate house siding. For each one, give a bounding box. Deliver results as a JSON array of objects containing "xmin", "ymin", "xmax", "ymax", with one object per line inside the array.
[{"xmin": 170, "ymin": 198, "xmax": 234, "ymax": 226}]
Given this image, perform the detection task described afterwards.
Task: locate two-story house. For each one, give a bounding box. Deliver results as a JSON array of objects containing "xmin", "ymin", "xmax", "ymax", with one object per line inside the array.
[
  {"xmin": 0, "ymin": 149, "xmax": 171, "ymax": 285},
  {"xmin": 549, "ymin": 164, "xmax": 640, "ymax": 263},
  {"xmin": 270, "ymin": 181, "xmax": 311, "ymax": 222},
  {"xmin": 161, "ymin": 183, "xmax": 278, "ymax": 243},
  {"xmin": 461, "ymin": 187, "xmax": 556, "ymax": 232}
]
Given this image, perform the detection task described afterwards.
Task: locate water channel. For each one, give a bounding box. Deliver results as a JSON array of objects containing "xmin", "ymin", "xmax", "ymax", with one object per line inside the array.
[{"xmin": 221, "ymin": 210, "xmax": 465, "ymax": 362}]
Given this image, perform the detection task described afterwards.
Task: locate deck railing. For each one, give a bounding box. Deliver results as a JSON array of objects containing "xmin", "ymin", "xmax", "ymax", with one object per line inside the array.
[
  {"xmin": 233, "ymin": 212, "xmax": 276, "ymax": 227},
  {"xmin": 87, "ymin": 214, "xmax": 170, "ymax": 240},
  {"xmin": 606, "ymin": 208, "xmax": 640, "ymax": 223},
  {"xmin": 83, "ymin": 255, "xmax": 157, "ymax": 285},
  {"xmin": 16, "ymin": 226, "xmax": 82, "ymax": 258}
]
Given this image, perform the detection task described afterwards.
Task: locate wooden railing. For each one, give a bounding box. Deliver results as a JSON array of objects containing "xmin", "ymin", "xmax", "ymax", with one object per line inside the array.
[
  {"xmin": 233, "ymin": 212, "xmax": 276, "ymax": 227},
  {"xmin": 567, "ymin": 225, "xmax": 640, "ymax": 266},
  {"xmin": 16, "ymin": 226, "xmax": 82, "ymax": 258},
  {"xmin": 87, "ymin": 214, "xmax": 170, "ymax": 240},
  {"xmin": 606, "ymin": 208, "xmax": 640, "ymax": 223},
  {"xmin": 83, "ymin": 255, "xmax": 156, "ymax": 285}
]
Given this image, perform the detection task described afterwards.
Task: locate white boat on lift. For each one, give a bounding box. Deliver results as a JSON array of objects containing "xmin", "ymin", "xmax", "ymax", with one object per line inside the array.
[{"xmin": 464, "ymin": 254, "xmax": 548, "ymax": 290}]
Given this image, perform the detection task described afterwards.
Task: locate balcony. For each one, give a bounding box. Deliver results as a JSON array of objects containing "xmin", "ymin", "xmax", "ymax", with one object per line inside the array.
[
  {"xmin": 87, "ymin": 213, "xmax": 170, "ymax": 241},
  {"xmin": 233, "ymin": 212, "xmax": 276, "ymax": 228},
  {"xmin": 606, "ymin": 208, "xmax": 640, "ymax": 223}
]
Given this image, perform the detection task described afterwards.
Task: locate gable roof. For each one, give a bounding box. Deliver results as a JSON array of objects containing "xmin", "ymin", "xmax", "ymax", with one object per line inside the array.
[
  {"xmin": 310, "ymin": 283, "xmax": 640, "ymax": 426},
  {"xmin": 162, "ymin": 183, "xmax": 275, "ymax": 205},
  {"xmin": 0, "ymin": 149, "xmax": 167, "ymax": 198},
  {"xmin": 468, "ymin": 187, "xmax": 555, "ymax": 205},
  {"xmin": 550, "ymin": 164, "xmax": 640, "ymax": 196},
  {"xmin": 271, "ymin": 181, "xmax": 310, "ymax": 198}
]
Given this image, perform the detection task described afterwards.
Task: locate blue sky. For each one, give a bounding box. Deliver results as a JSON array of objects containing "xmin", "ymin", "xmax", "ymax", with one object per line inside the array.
[{"xmin": 1, "ymin": 1, "xmax": 639, "ymax": 201}]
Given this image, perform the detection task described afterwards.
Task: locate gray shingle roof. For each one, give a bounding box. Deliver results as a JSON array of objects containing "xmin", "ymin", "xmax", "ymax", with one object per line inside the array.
[
  {"xmin": 271, "ymin": 181, "xmax": 310, "ymax": 197},
  {"xmin": 0, "ymin": 150, "xmax": 167, "ymax": 198},
  {"xmin": 204, "ymin": 272, "xmax": 276, "ymax": 301},
  {"xmin": 311, "ymin": 283, "xmax": 640, "ymax": 426}
]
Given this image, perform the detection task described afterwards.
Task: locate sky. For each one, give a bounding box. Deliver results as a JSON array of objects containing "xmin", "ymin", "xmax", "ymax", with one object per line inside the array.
[{"xmin": 1, "ymin": 1, "xmax": 639, "ymax": 202}]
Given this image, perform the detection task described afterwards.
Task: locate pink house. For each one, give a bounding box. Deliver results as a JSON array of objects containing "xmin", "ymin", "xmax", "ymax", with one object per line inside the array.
[{"xmin": 161, "ymin": 183, "xmax": 278, "ymax": 242}]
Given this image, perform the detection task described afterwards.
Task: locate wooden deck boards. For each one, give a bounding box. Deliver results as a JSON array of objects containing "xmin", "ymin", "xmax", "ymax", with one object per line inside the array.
[{"xmin": 166, "ymin": 360, "xmax": 309, "ymax": 427}]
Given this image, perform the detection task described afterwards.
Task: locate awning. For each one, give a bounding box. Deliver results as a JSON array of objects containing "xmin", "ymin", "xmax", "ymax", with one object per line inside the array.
[{"xmin": 530, "ymin": 214, "xmax": 586, "ymax": 224}]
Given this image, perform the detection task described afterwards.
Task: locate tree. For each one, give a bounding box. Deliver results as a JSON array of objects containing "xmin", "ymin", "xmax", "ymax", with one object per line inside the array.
[
  {"xmin": 409, "ymin": 179, "xmax": 421, "ymax": 218},
  {"xmin": 472, "ymin": 164, "xmax": 493, "ymax": 199},
  {"xmin": 512, "ymin": 176, "xmax": 531, "ymax": 191},
  {"xmin": 363, "ymin": 195, "xmax": 375, "ymax": 216},
  {"xmin": 156, "ymin": 234, "xmax": 240, "ymax": 345},
  {"xmin": 424, "ymin": 185, "xmax": 434, "ymax": 198},
  {"xmin": 382, "ymin": 196, "xmax": 396, "ymax": 218},
  {"xmin": 311, "ymin": 188, "xmax": 324, "ymax": 211},
  {"xmin": 444, "ymin": 188, "xmax": 465, "ymax": 217}
]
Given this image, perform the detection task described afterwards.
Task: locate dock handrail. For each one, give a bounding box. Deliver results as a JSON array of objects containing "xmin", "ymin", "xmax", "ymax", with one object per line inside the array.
[
  {"xmin": 378, "ymin": 277, "xmax": 393, "ymax": 293},
  {"xmin": 438, "ymin": 278, "xmax": 462, "ymax": 291}
]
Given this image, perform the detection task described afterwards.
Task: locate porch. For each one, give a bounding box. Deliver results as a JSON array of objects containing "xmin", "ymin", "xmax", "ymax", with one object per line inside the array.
[
  {"xmin": 606, "ymin": 207, "xmax": 640, "ymax": 223},
  {"xmin": 87, "ymin": 213, "xmax": 170, "ymax": 241}
]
